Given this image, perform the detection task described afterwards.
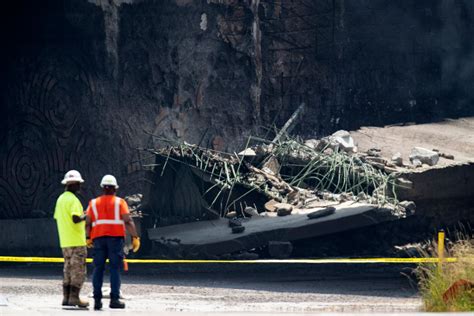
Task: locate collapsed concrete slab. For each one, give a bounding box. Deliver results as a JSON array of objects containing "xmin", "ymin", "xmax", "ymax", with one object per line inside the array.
[
  {"xmin": 143, "ymin": 119, "xmax": 474, "ymax": 258},
  {"xmin": 351, "ymin": 118, "xmax": 474, "ymax": 231},
  {"xmin": 142, "ymin": 127, "xmax": 414, "ymax": 258},
  {"xmin": 147, "ymin": 202, "xmax": 403, "ymax": 258}
]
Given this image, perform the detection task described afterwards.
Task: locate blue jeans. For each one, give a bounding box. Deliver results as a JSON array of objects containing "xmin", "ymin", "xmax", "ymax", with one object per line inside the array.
[{"xmin": 92, "ymin": 236, "xmax": 124, "ymax": 300}]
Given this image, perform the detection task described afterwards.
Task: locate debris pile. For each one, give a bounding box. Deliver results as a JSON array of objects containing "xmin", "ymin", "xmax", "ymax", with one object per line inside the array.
[
  {"xmin": 362, "ymin": 145, "xmax": 456, "ymax": 170},
  {"xmin": 144, "ymin": 130, "xmax": 415, "ymax": 224},
  {"xmin": 142, "ymin": 119, "xmax": 473, "ymax": 259},
  {"xmin": 124, "ymin": 193, "xmax": 144, "ymax": 217}
]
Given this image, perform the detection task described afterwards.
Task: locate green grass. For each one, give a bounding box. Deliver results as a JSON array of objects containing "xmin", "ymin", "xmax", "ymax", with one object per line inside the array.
[{"xmin": 415, "ymin": 239, "xmax": 474, "ymax": 312}]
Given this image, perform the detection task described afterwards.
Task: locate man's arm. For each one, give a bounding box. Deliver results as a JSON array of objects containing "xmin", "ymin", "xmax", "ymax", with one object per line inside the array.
[
  {"xmin": 84, "ymin": 201, "xmax": 93, "ymax": 240},
  {"xmin": 71, "ymin": 199, "xmax": 86, "ymax": 223},
  {"xmin": 120, "ymin": 199, "xmax": 140, "ymax": 252},
  {"xmin": 123, "ymin": 213, "xmax": 138, "ymax": 237},
  {"xmin": 85, "ymin": 215, "xmax": 91, "ymax": 237},
  {"xmin": 72, "ymin": 213, "xmax": 86, "ymax": 223}
]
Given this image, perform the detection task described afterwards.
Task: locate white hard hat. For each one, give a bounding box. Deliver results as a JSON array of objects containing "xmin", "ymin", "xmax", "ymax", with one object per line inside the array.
[
  {"xmin": 61, "ymin": 170, "xmax": 85, "ymax": 185},
  {"xmin": 100, "ymin": 174, "xmax": 119, "ymax": 188}
]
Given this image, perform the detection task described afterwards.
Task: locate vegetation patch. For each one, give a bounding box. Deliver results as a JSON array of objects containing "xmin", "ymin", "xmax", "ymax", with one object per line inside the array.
[{"xmin": 415, "ymin": 238, "xmax": 474, "ymax": 312}]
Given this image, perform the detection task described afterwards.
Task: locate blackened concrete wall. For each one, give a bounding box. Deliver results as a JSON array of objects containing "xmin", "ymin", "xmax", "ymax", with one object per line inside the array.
[
  {"xmin": 1, "ymin": 0, "xmax": 473, "ymax": 219},
  {"xmin": 0, "ymin": 218, "xmax": 60, "ymax": 256},
  {"xmin": 260, "ymin": 0, "xmax": 474, "ymax": 133}
]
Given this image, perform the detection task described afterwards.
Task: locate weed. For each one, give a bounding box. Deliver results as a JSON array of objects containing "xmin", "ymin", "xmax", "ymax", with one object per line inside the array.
[{"xmin": 414, "ymin": 238, "xmax": 474, "ymax": 312}]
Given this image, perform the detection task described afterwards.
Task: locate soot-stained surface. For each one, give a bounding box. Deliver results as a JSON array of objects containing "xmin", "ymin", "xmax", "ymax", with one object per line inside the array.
[{"xmin": 1, "ymin": 0, "xmax": 474, "ymax": 219}]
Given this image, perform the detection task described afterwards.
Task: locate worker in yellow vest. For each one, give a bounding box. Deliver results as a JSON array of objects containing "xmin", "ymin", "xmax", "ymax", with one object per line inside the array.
[
  {"xmin": 53, "ymin": 170, "xmax": 89, "ymax": 308},
  {"xmin": 86, "ymin": 174, "xmax": 140, "ymax": 310}
]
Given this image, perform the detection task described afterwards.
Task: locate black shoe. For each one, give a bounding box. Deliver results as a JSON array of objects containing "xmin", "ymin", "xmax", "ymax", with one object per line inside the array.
[
  {"xmin": 109, "ymin": 299, "xmax": 125, "ymax": 309},
  {"xmin": 94, "ymin": 298, "xmax": 102, "ymax": 310}
]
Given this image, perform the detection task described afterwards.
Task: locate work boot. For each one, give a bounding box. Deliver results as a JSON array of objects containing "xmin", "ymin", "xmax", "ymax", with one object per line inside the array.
[
  {"xmin": 62, "ymin": 285, "xmax": 71, "ymax": 306},
  {"xmin": 109, "ymin": 298, "xmax": 125, "ymax": 309},
  {"xmin": 94, "ymin": 298, "xmax": 103, "ymax": 310},
  {"xmin": 68, "ymin": 286, "xmax": 89, "ymax": 308}
]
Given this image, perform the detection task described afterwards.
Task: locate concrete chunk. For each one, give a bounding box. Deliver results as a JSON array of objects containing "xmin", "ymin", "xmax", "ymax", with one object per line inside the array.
[
  {"xmin": 244, "ymin": 206, "xmax": 259, "ymax": 217},
  {"xmin": 261, "ymin": 155, "xmax": 280, "ymax": 175},
  {"xmin": 275, "ymin": 203, "xmax": 293, "ymax": 216},
  {"xmin": 316, "ymin": 130, "xmax": 357, "ymax": 153},
  {"xmin": 399, "ymin": 200, "xmax": 416, "ymax": 214},
  {"xmin": 332, "ymin": 130, "xmax": 357, "ymax": 153},
  {"xmin": 228, "ymin": 218, "xmax": 242, "ymax": 227},
  {"xmin": 307, "ymin": 206, "xmax": 336, "ymax": 219},
  {"xmin": 391, "ymin": 152, "xmax": 403, "ymax": 166},
  {"xmin": 304, "ymin": 139, "xmax": 319, "ymax": 149},
  {"xmin": 411, "ymin": 158, "xmax": 422, "ymax": 167},
  {"xmin": 409, "ymin": 147, "xmax": 439, "ymax": 166},
  {"xmin": 238, "ymin": 148, "xmax": 256, "ymax": 157}
]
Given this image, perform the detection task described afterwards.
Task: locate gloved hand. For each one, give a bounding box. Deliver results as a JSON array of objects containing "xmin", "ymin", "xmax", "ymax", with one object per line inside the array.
[
  {"xmin": 132, "ymin": 236, "xmax": 140, "ymax": 253},
  {"xmin": 86, "ymin": 238, "xmax": 93, "ymax": 248}
]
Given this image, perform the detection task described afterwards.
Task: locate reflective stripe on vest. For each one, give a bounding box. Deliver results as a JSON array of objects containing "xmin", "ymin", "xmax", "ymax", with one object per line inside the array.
[{"xmin": 91, "ymin": 197, "xmax": 124, "ymax": 227}]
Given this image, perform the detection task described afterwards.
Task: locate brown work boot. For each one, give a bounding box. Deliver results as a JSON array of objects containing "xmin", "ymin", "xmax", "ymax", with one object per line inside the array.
[
  {"xmin": 68, "ymin": 286, "xmax": 89, "ymax": 308},
  {"xmin": 62, "ymin": 285, "xmax": 71, "ymax": 306}
]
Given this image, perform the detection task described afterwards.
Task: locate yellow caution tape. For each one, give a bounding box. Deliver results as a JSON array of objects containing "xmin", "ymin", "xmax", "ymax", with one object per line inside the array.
[
  {"xmin": 126, "ymin": 258, "xmax": 460, "ymax": 264},
  {"xmin": 0, "ymin": 256, "xmax": 459, "ymax": 264}
]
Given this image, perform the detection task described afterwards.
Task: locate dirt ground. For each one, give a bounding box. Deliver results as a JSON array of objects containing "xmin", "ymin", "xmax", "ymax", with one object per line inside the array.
[
  {"xmin": 0, "ymin": 263, "xmax": 422, "ymax": 315},
  {"xmin": 351, "ymin": 117, "xmax": 474, "ymax": 168}
]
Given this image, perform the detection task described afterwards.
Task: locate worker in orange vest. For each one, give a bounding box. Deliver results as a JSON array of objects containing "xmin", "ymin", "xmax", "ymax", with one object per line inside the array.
[{"xmin": 85, "ymin": 175, "xmax": 140, "ymax": 310}]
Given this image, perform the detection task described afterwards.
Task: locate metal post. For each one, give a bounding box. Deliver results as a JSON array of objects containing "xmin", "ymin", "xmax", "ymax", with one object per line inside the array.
[{"xmin": 437, "ymin": 230, "xmax": 445, "ymax": 273}]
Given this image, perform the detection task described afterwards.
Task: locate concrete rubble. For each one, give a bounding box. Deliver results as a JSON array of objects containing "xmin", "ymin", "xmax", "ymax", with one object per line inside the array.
[
  {"xmin": 141, "ymin": 118, "xmax": 474, "ymax": 259},
  {"xmin": 144, "ymin": 131, "xmax": 419, "ymax": 259},
  {"xmin": 409, "ymin": 147, "xmax": 439, "ymax": 166},
  {"xmin": 391, "ymin": 152, "xmax": 403, "ymax": 166},
  {"xmin": 125, "ymin": 193, "xmax": 144, "ymax": 217},
  {"xmin": 316, "ymin": 130, "xmax": 357, "ymax": 153}
]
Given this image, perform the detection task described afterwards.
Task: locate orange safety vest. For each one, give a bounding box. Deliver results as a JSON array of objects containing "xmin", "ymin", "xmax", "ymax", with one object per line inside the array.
[{"xmin": 88, "ymin": 195, "xmax": 128, "ymax": 240}]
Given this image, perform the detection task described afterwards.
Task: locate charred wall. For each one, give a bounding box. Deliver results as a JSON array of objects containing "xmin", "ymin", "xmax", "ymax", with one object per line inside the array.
[
  {"xmin": 1, "ymin": 0, "xmax": 474, "ymax": 219},
  {"xmin": 260, "ymin": 0, "xmax": 474, "ymax": 134},
  {"xmin": 0, "ymin": 0, "xmax": 256, "ymax": 218}
]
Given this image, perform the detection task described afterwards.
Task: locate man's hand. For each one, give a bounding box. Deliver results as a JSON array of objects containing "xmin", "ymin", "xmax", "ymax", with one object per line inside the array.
[
  {"xmin": 72, "ymin": 214, "xmax": 87, "ymax": 223},
  {"xmin": 132, "ymin": 236, "xmax": 140, "ymax": 253},
  {"xmin": 86, "ymin": 238, "xmax": 93, "ymax": 248}
]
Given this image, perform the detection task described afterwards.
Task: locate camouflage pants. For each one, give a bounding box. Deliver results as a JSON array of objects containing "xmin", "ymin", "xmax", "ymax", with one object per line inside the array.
[{"xmin": 62, "ymin": 246, "xmax": 87, "ymax": 288}]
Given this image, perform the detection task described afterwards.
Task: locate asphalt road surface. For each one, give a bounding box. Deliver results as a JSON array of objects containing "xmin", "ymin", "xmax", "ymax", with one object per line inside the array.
[{"xmin": 0, "ymin": 263, "xmax": 422, "ymax": 315}]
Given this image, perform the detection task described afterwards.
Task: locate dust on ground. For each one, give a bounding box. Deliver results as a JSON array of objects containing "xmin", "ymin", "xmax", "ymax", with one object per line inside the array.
[{"xmin": 0, "ymin": 263, "xmax": 421, "ymax": 314}]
